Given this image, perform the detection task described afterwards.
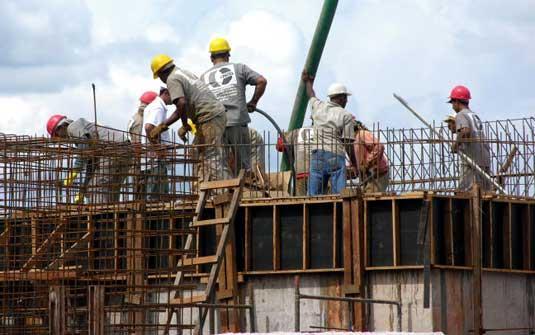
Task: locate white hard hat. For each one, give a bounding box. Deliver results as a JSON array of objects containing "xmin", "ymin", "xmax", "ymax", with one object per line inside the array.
[{"xmin": 327, "ymin": 83, "xmax": 351, "ymax": 97}]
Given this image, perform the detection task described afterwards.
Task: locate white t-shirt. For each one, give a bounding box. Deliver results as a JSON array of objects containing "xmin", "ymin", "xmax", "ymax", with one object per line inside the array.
[{"xmin": 142, "ymin": 96, "xmax": 170, "ymax": 143}]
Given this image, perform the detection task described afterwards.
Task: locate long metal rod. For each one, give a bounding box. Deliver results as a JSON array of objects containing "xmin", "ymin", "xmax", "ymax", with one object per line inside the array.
[{"xmin": 393, "ymin": 93, "xmax": 506, "ymax": 194}]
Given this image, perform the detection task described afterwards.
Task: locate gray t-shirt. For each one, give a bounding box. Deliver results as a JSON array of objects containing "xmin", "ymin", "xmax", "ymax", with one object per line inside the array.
[
  {"xmin": 455, "ymin": 108, "xmax": 490, "ymax": 168},
  {"xmin": 166, "ymin": 66, "xmax": 225, "ymax": 124},
  {"xmin": 201, "ymin": 62, "xmax": 260, "ymax": 126},
  {"xmin": 310, "ymin": 97, "xmax": 355, "ymax": 157},
  {"xmin": 68, "ymin": 118, "xmax": 128, "ymax": 143}
]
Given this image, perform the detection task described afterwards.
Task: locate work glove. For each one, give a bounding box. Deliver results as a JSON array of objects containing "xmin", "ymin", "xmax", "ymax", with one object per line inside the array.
[
  {"xmin": 178, "ymin": 125, "xmax": 191, "ymax": 143},
  {"xmin": 149, "ymin": 123, "xmax": 169, "ymax": 142},
  {"xmin": 63, "ymin": 171, "xmax": 79, "ymax": 187}
]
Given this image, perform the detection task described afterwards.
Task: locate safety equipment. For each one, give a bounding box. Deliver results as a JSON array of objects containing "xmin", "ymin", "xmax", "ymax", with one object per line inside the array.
[
  {"xmin": 151, "ymin": 54, "xmax": 173, "ymax": 79},
  {"xmin": 149, "ymin": 123, "xmax": 169, "ymax": 142},
  {"xmin": 63, "ymin": 171, "xmax": 79, "ymax": 187},
  {"xmin": 443, "ymin": 113, "xmax": 456, "ymax": 123},
  {"xmin": 139, "ymin": 91, "xmax": 158, "ymax": 104},
  {"xmin": 209, "ymin": 37, "xmax": 231, "ymax": 54},
  {"xmin": 47, "ymin": 114, "xmax": 67, "ymax": 136},
  {"xmin": 327, "ymin": 83, "xmax": 352, "ymax": 97},
  {"xmin": 187, "ymin": 119, "xmax": 197, "ymax": 135},
  {"xmin": 448, "ymin": 85, "xmax": 471, "ymax": 102}
]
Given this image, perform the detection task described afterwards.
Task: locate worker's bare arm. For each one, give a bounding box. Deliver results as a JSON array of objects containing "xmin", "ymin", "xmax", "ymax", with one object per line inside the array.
[
  {"xmin": 301, "ymin": 70, "xmax": 316, "ymax": 99},
  {"xmin": 247, "ymin": 76, "xmax": 267, "ymax": 112},
  {"xmin": 165, "ymin": 97, "xmax": 188, "ymax": 127}
]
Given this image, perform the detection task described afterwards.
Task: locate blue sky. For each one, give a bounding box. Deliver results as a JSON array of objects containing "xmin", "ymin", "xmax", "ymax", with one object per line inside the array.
[{"xmin": 1, "ymin": 0, "xmax": 534, "ymax": 136}]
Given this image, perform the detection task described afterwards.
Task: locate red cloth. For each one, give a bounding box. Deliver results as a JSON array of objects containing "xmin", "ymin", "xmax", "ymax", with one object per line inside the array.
[
  {"xmin": 276, "ymin": 136, "xmax": 285, "ymax": 152},
  {"xmin": 353, "ymin": 130, "xmax": 389, "ymax": 175}
]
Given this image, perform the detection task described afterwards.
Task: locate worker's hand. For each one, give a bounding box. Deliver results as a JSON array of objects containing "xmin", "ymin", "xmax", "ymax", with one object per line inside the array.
[
  {"xmin": 178, "ymin": 125, "xmax": 190, "ymax": 143},
  {"xmin": 247, "ymin": 100, "xmax": 257, "ymax": 113},
  {"xmin": 63, "ymin": 171, "xmax": 79, "ymax": 187},
  {"xmin": 149, "ymin": 123, "xmax": 169, "ymax": 142},
  {"xmin": 301, "ymin": 69, "xmax": 314, "ymax": 83},
  {"xmin": 451, "ymin": 142, "xmax": 458, "ymax": 153}
]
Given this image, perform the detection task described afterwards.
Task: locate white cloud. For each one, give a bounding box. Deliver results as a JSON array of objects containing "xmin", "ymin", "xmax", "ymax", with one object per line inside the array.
[{"xmin": 1, "ymin": 0, "xmax": 535, "ymax": 137}]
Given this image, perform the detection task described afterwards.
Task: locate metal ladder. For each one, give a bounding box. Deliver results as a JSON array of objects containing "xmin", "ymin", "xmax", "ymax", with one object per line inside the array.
[{"xmin": 164, "ymin": 170, "xmax": 244, "ymax": 334}]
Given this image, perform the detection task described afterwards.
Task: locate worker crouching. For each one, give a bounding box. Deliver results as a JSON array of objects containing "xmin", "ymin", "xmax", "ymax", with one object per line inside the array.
[
  {"xmin": 47, "ymin": 115, "xmax": 132, "ymax": 204},
  {"xmin": 352, "ymin": 121, "xmax": 390, "ymax": 193}
]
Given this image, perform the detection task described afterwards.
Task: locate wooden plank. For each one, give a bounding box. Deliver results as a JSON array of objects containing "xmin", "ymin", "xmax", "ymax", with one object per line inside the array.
[
  {"xmin": 352, "ymin": 196, "xmax": 366, "ymax": 330},
  {"xmin": 200, "ymin": 177, "xmax": 242, "ymax": 191},
  {"xmin": 364, "ymin": 201, "xmax": 369, "ymax": 267},
  {"xmin": 526, "ymin": 205, "xmax": 532, "ymax": 270},
  {"xmin": 22, "ymin": 216, "xmax": 67, "ymax": 270},
  {"xmin": 88, "ymin": 286, "xmax": 105, "ymax": 335},
  {"xmin": 244, "ymin": 207, "xmax": 251, "ymax": 272},
  {"xmin": 392, "ymin": 199, "xmax": 400, "ymax": 266},
  {"xmin": 47, "ymin": 232, "xmax": 91, "ymax": 270},
  {"xmin": 463, "ymin": 199, "xmax": 472, "ymax": 267},
  {"xmin": 332, "ymin": 202, "xmax": 337, "ymax": 267},
  {"xmin": 114, "ymin": 213, "xmax": 120, "ymax": 271},
  {"xmin": 303, "ymin": 204, "xmax": 309, "ymax": 270},
  {"xmin": 446, "ymin": 199, "xmax": 455, "ymax": 266},
  {"xmin": 182, "ymin": 255, "xmax": 218, "ymax": 266},
  {"xmin": 49, "ymin": 286, "xmax": 66, "ymax": 335},
  {"xmin": 192, "ymin": 217, "xmax": 229, "ymax": 227},
  {"xmin": 171, "ymin": 294, "xmax": 207, "ymax": 305},
  {"xmin": 471, "ymin": 186, "xmax": 483, "ymax": 335},
  {"xmin": 504, "ymin": 203, "xmax": 512, "ymax": 269},
  {"xmin": 342, "ymin": 199, "xmax": 353, "ymax": 286},
  {"xmin": 273, "ymin": 205, "xmax": 280, "ymax": 271}
]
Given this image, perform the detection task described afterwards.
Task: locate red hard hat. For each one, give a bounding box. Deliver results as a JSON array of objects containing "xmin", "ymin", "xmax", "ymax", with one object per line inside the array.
[
  {"xmin": 448, "ymin": 85, "xmax": 471, "ymax": 102},
  {"xmin": 139, "ymin": 91, "xmax": 158, "ymax": 104},
  {"xmin": 46, "ymin": 114, "xmax": 67, "ymax": 136}
]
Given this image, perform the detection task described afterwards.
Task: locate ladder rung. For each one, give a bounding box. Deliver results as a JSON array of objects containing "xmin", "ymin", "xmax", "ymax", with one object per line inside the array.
[
  {"xmin": 182, "ymin": 255, "xmax": 218, "ymax": 266},
  {"xmin": 171, "ymin": 294, "xmax": 206, "ymax": 305},
  {"xmin": 192, "ymin": 217, "xmax": 229, "ymax": 227},
  {"xmin": 200, "ymin": 178, "xmax": 241, "ymax": 191}
]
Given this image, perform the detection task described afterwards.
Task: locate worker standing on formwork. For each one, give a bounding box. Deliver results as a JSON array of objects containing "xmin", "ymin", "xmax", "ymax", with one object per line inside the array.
[
  {"xmin": 127, "ymin": 91, "xmax": 158, "ymax": 143},
  {"xmin": 142, "ymin": 87, "xmax": 173, "ymax": 200},
  {"xmin": 352, "ymin": 121, "xmax": 390, "ymax": 193},
  {"xmin": 201, "ymin": 37, "xmax": 268, "ymax": 177},
  {"xmin": 47, "ymin": 115, "xmax": 132, "ymax": 204},
  {"xmin": 276, "ymin": 127, "xmax": 314, "ymax": 196},
  {"xmin": 150, "ymin": 54, "xmax": 231, "ymax": 182},
  {"xmin": 301, "ymin": 70, "xmax": 354, "ymax": 195},
  {"xmin": 447, "ymin": 85, "xmax": 492, "ymax": 191}
]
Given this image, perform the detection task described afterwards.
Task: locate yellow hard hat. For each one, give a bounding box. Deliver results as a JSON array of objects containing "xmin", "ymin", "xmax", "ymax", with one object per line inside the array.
[
  {"xmin": 209, "ymin": 37, "xmax": 231, "ymax": 54},
  {"xmin": 151, "ymin": 54, "xmax": 173, "ymax": 79}
]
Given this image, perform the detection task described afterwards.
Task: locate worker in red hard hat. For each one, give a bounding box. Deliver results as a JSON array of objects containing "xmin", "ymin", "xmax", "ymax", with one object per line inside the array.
[
  {"xmin": 127, "ymin": 91, "xmax": 158, "ymax": 143},
  {"xmin": 447, "ymin": 85, "xmax": 491, "ymax": 192},
  {"xmin": 47, "ymin": 114, "xmax": 132, "ymax": 204}
]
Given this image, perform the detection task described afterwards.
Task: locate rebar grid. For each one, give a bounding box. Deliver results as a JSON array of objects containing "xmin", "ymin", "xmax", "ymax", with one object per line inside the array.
[{"xmin": 0, "ymin": 117, "xmax": 533, "ymax": 333}]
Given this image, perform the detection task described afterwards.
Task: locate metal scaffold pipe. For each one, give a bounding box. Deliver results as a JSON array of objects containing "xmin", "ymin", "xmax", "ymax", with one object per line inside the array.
[
  {"xmin": 283, "ymin": 0, "xmax": 339, "ymax": 170},
  {"xmin": 393, "ymin": 93, "xmax": 506, "ymax": 194}
]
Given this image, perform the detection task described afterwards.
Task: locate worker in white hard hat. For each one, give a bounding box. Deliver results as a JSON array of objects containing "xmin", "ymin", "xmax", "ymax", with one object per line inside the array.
[
  {"xmin": 201, "ymin": 37, "xmax": 268, "ymax": 178},
  {"xmin": 301, "ymin": 69, "xmax": 355, "ymax": 196}
]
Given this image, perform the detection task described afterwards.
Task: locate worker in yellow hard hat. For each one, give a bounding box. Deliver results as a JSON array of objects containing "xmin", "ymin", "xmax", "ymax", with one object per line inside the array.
[
  {"xmin": 150, "ymin": 54, "xmax": 231, "ymax": 182},
  {"xmin": 200, "ymin": 37, "xmax": 268, "ymax": 177}
]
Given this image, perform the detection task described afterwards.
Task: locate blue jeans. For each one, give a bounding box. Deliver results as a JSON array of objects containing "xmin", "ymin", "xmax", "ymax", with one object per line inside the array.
[{"xmin": 308, "ymin": 149, "xmax": 346, "ymax": 195}]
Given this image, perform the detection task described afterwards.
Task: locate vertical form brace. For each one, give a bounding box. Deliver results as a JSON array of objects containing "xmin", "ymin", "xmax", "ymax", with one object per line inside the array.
[{"xmin": 471, "ymin": 185, "xmax": 483, "ymax": 335}]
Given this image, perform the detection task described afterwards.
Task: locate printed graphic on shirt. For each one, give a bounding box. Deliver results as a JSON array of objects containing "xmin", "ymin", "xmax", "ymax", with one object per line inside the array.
[{"xmin": 203, "ymin": 64, "xmax": 239, "ymax": 102}]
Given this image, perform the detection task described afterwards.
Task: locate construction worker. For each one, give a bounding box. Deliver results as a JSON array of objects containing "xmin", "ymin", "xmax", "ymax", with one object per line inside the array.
[
  {"xmin": 301, "ymin": 70, "xmax": 355, "ymax": 195},
  {"xmin": 276, "ymin": 127, "xmax": 314, "ymax": 196},
  {"xmin": 352, "ymin": 121, "xmax": 390, "ymax": 193},
  {"xmin": 142, "ymin": 87, "xmax": 173, "ymax": 200},
  {"xmin": 150, "ymin": 54, "xmax": 231, "ymax": 182},
  {"xmin": 201, "ymin": 37, "xmax": 267, "ymax": 177},
  {"xmin": 127, "ymin": 91, "xmax": 158, "ymax": 143},
  {"xmin": 46, "ymin": 115, "xmax": 132, "ymax": 204},
  {"xmin": 444, "ymin": 113, "xmax": 456, "ymax": 134},
  {"xmin": 448, "ymin": 85, "xmax": 491, "ymax": 191}
]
